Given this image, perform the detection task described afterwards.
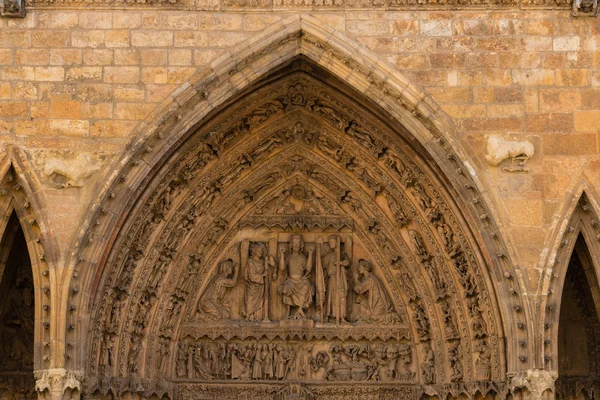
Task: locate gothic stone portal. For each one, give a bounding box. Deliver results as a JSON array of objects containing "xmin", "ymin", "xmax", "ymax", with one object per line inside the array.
[{"xmin": 84, "ymin": 59, "xmax": 506, "ymax": 400}]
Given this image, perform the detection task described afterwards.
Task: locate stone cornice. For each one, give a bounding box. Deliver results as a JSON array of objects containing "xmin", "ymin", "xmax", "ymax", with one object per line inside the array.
[{"xmin": 21, "ymin": 0, "xmax": 576, "ymax": 10}]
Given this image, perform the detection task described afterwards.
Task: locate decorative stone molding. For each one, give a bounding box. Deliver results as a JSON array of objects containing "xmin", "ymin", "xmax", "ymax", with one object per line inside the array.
[
  {"xmin": 23, "ymin": 0, "xmax": 577, "ymax": 10},
  {"xmin": 70, "ymin": 16, "xmax": 529, "ymax": 400},
  {"xmin": 0, "ymin": 0, "xmax": 25, "ymax": 17},
  {"xmin": 35, "ymin": 369, "xmax": 82, "ymax": 400},
  {"xmin": 79, "ymin": 67, "xmax": 509, "ymax": 399}
]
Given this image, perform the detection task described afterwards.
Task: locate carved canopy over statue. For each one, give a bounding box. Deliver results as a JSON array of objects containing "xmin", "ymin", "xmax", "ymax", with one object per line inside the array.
[{"xmin": 83, "ymin": 59, "xmax": 508, "ymax": 400}]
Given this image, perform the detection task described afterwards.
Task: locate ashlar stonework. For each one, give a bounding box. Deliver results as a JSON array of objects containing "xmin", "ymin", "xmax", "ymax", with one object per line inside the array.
[{"xmin": 0, "ymin": 3, "xmax": 599, "ymax": 400}]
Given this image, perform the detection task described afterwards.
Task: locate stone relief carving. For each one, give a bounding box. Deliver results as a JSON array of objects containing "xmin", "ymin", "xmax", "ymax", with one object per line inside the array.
[
  {"xmin": 84, "ymin": 74, "xmax": 506, "ymax": 398},
  {"xmin": 353, "ymin": 259, "xmax": 400, "ymax": 324},
  {"xmin": 192, "ymin": 232, "xmax": 401, "ymax": 327},
  {"xmin": 174, "ymin": 338, "xmax": 415, "ymax": 383},
  {"xmin": 196, "ymin": 259, "xmax": 239, "ymax": 322},
  {"xmin": 485, "ymin": 136, "xmax": 535, "ymax": 173},
  {"xmin": 278, "ymin": 234, "xmax": 316, "ymax": 320}
]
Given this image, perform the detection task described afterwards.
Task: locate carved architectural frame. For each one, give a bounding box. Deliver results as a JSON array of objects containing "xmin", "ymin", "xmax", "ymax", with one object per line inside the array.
[
  {"xmin": 0, "ymin": 147, "xmax": 59, "ymax": 375},
  {"xmin": 66, "ymin": 16, "xmax": 532, "ymax": 397},
  {"xmin": 540, "ymin": 184, "xmax": 600, "ymax": 386}
]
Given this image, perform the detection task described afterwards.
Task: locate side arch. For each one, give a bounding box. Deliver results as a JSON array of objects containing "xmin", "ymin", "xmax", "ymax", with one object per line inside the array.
[
  {"xmin": 0, "ymin": 147, "xmax": 62, "ymax": 394},
  {"xmin": 540, "ymin": 187, "xmax": 600, "ymax": 395},
  {"xmin": 70, "ymin": 14, "xmax": 529, "ymax": 393}
]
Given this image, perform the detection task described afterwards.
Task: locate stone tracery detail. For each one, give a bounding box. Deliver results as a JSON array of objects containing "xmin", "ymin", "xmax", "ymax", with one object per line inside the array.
[{"xmin": 83, "ymin": 66, "xmax": 507, "ymax": 398}]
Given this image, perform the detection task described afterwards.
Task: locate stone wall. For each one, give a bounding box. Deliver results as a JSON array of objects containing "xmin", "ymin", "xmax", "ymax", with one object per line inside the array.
[
  {"xmin": 1, "ymin": 8, "xmax": 599, "ymax": 269},
  {"xmin": 0, "ymin": 4, "xmax": 599, "ymax": 398}
]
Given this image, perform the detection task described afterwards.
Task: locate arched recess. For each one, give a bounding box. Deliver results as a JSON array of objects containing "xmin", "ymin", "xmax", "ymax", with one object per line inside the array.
[
  {"xmin": 0, "ymin": 212, "xmax": 35, "ymax": 399},
  {"xmin": 543, "ymin": 191, "xmax": 600, "ymax": 398},
  {"xmin": 0, "ymin": 148, "xmax": 60, "ymax": 396},
  {"xmin": 71, "ymin": 15, "xmax": 528, "ymax": 400}
]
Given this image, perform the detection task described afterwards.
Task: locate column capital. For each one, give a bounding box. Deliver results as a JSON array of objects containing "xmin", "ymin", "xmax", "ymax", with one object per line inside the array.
[
  {"xmin": 508, "ymin": 369, "xmax": 557, "ymax": 400},
  {"xmin": 35, "ymin": 369, "xmax": 83, "ymax": 400}
]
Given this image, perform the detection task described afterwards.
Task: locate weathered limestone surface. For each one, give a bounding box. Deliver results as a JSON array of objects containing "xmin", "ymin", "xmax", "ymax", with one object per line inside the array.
[{"xmin": 0, "ymin": 2, "xmax": 598, "ymax": 399}]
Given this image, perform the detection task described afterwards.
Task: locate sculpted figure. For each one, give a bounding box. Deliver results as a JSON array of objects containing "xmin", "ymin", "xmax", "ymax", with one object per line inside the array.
[
  {"xmin": 251, "ymin": 345, "xmax": 263, "ymax": 379},
  {"xmin": 100, "ymin": 334, "xmax": 114, "ymax": 370},
  {"xmin": 448, "ymin": 342, "xmax": 463, "ymax": 382},
  {"xmin": 148, "ymin": 247, "xmax": 175, "ymax": 292},
  {"xmin": 421, "ymin": 342, "xmax": 435, "ymax": 384},
  {"xmin": 275, "ymin": 345, "xmax": 295, "ymax": 380},
  {"xmin": 262, "ymin": 344, "xmax": 274, "ymax": 380},
  {"xmin": 197, "ymin": 259, "xmax": 239, "ymax": 321},
  {"xmin": 397, "ymin": 344, "xmax": 413, "ymax": 377},
  {"xmin": 243, "ymin": 243, "xmax": 274, "ymax": 321},
  {"xmin": 176, "ymin": 254, "xmax": 201, "ymax": 298},
  {"xmin": 278, "ymin": 235, "xmax": 314, "ymax": 319},
  {"xmin": 132, "ymin": 293, "xmax": 153, "ymax": 335},
  {"xmin": 156, "ymin": 338, "xmax": 170, "ymax": 378},
  {"xmin": 176, "ymin": 342, "xmax": 189, "ymax": 378},
  {"xmin": 441, "ymin": 300, "xmax": 459, "ymax": 340},
  {"xmin": 127, "ymin": 335, "xmax": 142, "ymax": 374},
  {"xmin": 163, "ymin": 296, "xmax": 183, "ymax": 334},
  {"xmin": 193, "ymin": 343, "xmax": 214, "ymax": 380},
  {"xmin": 353, "ymin": 259, "xmax": 400, "ymax": 324},
  {"xmin": 319, "ymin": 235, "xmax": 350, "ymax": 323},
  {"xmin": 411, "ymin": 301, "xmax": 430, "ymax": 341},
  {"xmin": 107, "ymin": 292, "xmax": 126, "ymax": 333}
]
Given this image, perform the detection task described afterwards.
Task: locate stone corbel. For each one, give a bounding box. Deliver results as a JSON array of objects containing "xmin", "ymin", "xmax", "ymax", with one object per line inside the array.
[
  {"xmin": 485, "ymin": 136, "xmax": 535, "ymax": 173},
  {"xmin": 35, "ymin": 369, "xmax": 83, "ymax": 400},
  {"xmin": 573, "ymin": 0, "xmax": 598, "ymax": 16},
  {"xmin": 0, "ymin": 0, "xmax": 25, "ymax": 18},
  {"xmin": 508, "ymin": 370, "xmax": 557, "ymax": 400}
]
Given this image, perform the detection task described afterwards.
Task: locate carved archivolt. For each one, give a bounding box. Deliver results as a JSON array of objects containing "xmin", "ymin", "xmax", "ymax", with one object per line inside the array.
[{"xmin": 79, "ymin": 60, "xmax": 510, "ymax": 399}]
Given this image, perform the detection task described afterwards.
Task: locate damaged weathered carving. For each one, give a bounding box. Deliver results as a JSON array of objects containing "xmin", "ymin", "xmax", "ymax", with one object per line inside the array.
[
  {"xmin": 0, "ymin": 0, "xmax": 24, "ymax": 18},
  {"xmin": 485, "ymin": 136, "xmax": 535, "ymax": 173},
  {"xmin": 572, "ymin": 0, "xmax": 598, "ymax": 16}
]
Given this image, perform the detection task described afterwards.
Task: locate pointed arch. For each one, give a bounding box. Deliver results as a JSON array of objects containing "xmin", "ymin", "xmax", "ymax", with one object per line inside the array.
[
  {"xmin": 0, "ymin": 147, "xmax": 61, "ymax": 383},
  {"xmin": 541, "ymin": 187, "xmax": 600, "ymax": 396},
  {"xmin": 70, "ymin": 15, "xmax": 531, "ymax": 394}
]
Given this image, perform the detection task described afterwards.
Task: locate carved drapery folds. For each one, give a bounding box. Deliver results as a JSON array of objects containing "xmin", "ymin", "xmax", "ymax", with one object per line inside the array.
[{"xmin": 84, "ymin": 61, "xmax": 506, "ymax": 399}]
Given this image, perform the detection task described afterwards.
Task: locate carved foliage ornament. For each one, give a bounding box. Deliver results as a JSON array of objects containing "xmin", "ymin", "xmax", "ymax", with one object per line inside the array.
[{"xmin": 86, "ymin": 72, "xmax": 504, "ymax": 396}]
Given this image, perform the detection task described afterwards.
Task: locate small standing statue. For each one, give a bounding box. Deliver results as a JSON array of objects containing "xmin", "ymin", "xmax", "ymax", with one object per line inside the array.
[
  {"xmin": 242, "ymin": 241, "xmax": 275, "ymax": 321},
  {"xmin": 317, "ymin": 235, "xmax": 351, "ymax": 324},
  {"xmin": 278, "ymin": 234, "xmax": 314, "ymax": 319}
]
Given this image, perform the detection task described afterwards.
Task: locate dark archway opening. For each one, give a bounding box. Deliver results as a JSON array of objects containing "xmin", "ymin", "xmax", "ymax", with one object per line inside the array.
[
  {"xmin": 0, "ymin": 212, "xmax": 35, "ymax": 398},
  {"xmin": 557, "ymin": 235, "xmax": 600, "ymax": 399}
]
